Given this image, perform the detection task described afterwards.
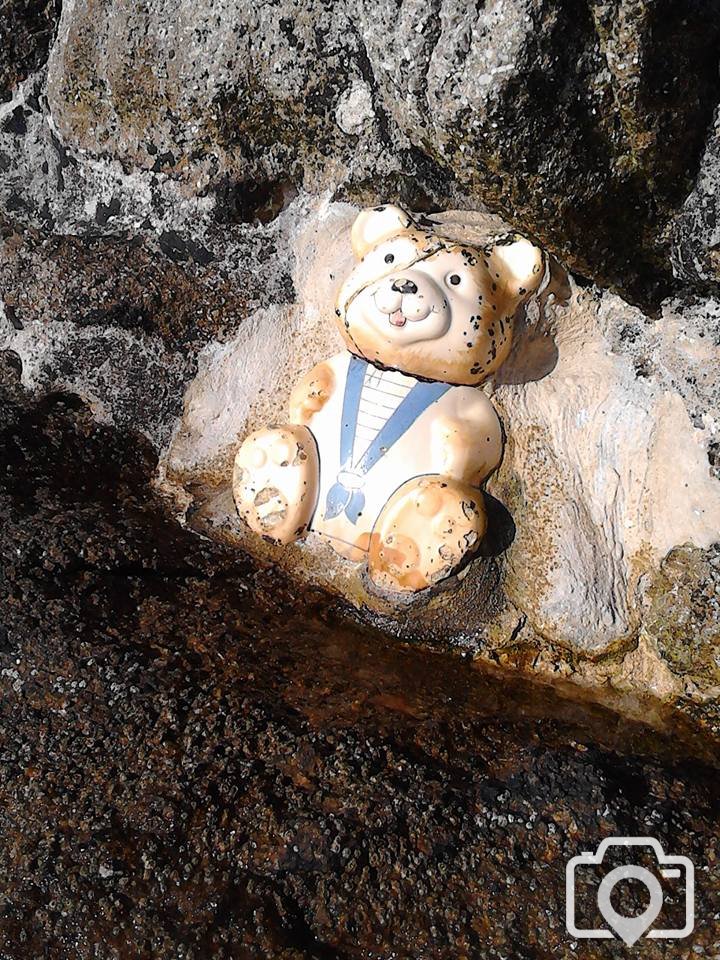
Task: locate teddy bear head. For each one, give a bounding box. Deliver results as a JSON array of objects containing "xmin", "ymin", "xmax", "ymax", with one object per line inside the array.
[{"xmin": 335, "ymin": 204, "xmax": 545, "ymax": 385}]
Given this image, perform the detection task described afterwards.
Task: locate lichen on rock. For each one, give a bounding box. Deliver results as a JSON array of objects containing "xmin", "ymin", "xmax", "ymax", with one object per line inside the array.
[{"xmin": 645, "ymin": 543, "xmax": 720, "ymax": 685}]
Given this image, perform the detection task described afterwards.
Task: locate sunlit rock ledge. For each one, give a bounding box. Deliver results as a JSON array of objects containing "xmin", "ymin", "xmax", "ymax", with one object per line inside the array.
[{"xmin": 5, "ymin": 190, "xmax": 716, "ymax": 732}]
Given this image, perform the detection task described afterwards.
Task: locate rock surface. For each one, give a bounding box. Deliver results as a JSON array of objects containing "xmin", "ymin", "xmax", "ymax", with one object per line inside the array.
[
  {"xmin": 2, "ymin": 2, "xmax": 720, "ymax": 954},
  {"xmin": 42, "ymin": 0, "xmax": 720, "ymax": 307},
  {"xmin": 0, "ymin": 0, "xmax": 59, "ymax": 101},
  {"xmin": 1, "ymin": 357, "xmax": 719, "ymax": 958},
  {"xmin": 672, "ymin": 102, "xmax": 720, "ymax": 289}
]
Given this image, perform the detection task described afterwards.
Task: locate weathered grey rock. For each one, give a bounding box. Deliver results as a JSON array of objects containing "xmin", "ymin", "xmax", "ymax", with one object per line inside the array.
[
  {"xmin": 45, "ymin": 0, "xmax": 395, "ymax": 193},
  {"xmin": 0, "ymin": 0, "xmax": 59, "ymax": 102},
  {"xmin": 44, "ymin": 0, "xmax": 720, "ymax": 306},
  {"xmin": 0, "ymin": 84, "xmax": 297, "ymax": 448},
  {"xmin": 671, "ymin": 104, "xmax": 720, "ymax": 288},
  {"xmin": 0, "ymin": 68, "xmax": 221, "ymax": 239},
  {"xmin": 0, "ymin": 208, "xmax": 295, "ymax": 446}
]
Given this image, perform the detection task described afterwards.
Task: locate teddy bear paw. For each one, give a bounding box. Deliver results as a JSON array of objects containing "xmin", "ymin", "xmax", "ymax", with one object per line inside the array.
[
  {"xmin": 368, "ymin": 476, "xmax": 487, "ymax": 593},
  {"xmin": 233, "ymin": 424, "xmax": 320, "ymax": 544},
  {"xmin": 288, "ymin": 361, "xmax": 335, "ymax": 426}
]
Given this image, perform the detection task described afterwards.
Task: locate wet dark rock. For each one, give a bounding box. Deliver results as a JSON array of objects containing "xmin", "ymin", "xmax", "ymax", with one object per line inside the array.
[
  {"xmin": 2, "ymin": 353, "xmax": 720, "ymax": 959},
  {"xmin": 0, "ymin": 213, "xmax": 296, "ymax": 446},
  {"xmin": 0, "ymin": 222, "xmax": 277, "ymax": 350}
]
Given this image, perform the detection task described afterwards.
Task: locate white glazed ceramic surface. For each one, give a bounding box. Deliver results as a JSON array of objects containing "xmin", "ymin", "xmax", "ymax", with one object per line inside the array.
[
  {"xmin": 233, "ymin": 204, "xmax": 544, "ymax": 593},
  {"xmin": 299, "ymin": 351, "xmax": 502, "ymax": 559}
]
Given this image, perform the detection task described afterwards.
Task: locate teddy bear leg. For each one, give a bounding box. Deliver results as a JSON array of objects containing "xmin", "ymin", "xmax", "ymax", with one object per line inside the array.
[
  {"xmin": 233, "ymin": 424, "xmax": 320, "ymax": 544},
  {"xmin": 367, "ymin": 475, "xmax": 487, "ymax": 593}
]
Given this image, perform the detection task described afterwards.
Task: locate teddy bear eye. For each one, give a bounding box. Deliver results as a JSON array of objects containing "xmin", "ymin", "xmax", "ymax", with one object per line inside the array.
[
  {"xmin": 448, "ymin": 273, "xmax": 461, "ymax": 286},
  {"xmin": 384, "ymin": 253, "xmax": 395, "ymax": 264}
]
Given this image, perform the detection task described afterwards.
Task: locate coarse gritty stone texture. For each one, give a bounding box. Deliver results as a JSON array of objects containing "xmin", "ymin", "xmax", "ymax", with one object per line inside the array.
[
  {"xmin": 0, "ymin": 192, "xmax": 296, "ymax": 445},
  {"xmin": 0, "ymin": 0, "xmax": 59, "ymax": 102},
  {"xmin": 42, "ymin": 0, "xmax": 720, "ymax": 308},
  {"xmin": 671, "ymin": 103, "xmax": 720, "ymax": 290},
  {"xmin": 1, "ymin": 358, "xmax": 720, "ymax": 959},
  {"xmin": 644, "ymin": 543, "xmax": 720, "ymax": 685}
]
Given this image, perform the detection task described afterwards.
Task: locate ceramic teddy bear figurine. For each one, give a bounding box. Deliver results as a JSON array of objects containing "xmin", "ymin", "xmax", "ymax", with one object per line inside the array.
[{"xmin": 233, "ymin": 204, "xmax": 544, "ymax": 594}]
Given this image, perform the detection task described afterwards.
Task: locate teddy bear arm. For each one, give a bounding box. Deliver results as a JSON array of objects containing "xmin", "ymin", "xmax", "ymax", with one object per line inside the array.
[
  {"xmin": 288, "ymin": 360, "xmax": 336, "ymax": 426},
  {"xmin": 430, "ymin": 407, "xmax": 503, "ymax": 485}
]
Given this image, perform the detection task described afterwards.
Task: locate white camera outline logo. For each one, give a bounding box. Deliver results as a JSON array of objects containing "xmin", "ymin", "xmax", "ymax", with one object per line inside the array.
[{"xmin": 566, "ymin": 837, "xmax": 694, "ymax": 944}]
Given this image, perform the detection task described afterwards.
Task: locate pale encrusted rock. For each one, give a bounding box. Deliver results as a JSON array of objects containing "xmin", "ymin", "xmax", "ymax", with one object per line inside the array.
[
  {"xmin": 152, "ymin": 197, "xmax": 720, "ymax": 664},
  {"xmin": 492, "ymin": 284, "xmax": 720, "ymax": 652}
]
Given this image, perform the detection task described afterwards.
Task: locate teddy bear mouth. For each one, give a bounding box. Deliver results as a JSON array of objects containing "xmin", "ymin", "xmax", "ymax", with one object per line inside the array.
[{"xmin": 389, "ymin": 309, "xmax": 407, "ymax": 327}]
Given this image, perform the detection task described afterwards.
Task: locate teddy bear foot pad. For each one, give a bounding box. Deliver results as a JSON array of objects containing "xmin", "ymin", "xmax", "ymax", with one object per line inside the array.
[
  {"xmin": 233, "ymin": 424, "xmax": 320, "ymax": 544},
  {"xmin": 367, "ymin": 475, "xmax": 487, "ymax": 593}
]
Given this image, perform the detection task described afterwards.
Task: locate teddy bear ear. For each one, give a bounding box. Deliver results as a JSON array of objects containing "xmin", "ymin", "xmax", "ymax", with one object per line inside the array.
[
  {"xmin": 350, "ymin": 204, "xmax": 416, "ymax": 259},
  {"xmin": 489, "ymin": 235, "xmax": 545, "ymax": 291}
]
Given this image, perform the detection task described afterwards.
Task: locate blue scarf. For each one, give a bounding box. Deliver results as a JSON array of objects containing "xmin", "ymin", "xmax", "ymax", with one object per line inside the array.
[{"xmin": 323, "ymin": 356, "xmax": 450, "ymax": 523}]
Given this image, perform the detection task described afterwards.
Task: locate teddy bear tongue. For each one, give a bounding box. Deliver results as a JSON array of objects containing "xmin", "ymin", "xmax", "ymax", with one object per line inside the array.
[{"xmin": 389, "ymin": 309, "xmax": 406, "ymax": 327}]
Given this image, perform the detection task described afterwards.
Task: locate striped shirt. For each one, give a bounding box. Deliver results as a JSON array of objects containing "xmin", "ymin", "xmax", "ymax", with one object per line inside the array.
[{"xmin": 352, "ymin": 366, "xmax": 413, "ymax": 466}]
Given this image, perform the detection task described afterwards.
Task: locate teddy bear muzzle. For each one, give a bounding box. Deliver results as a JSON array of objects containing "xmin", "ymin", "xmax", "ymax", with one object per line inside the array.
[{"xmin": 366, "ymin": 270, "xmax": 450, "ymax": 339}]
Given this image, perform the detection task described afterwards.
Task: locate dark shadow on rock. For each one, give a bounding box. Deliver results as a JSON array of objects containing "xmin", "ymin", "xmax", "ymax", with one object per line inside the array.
[
  {"xmin": 213, "ymin": 177, "xmax": 299, "ymax": 225},
  {"xmin": 495, "ymin": 314, "xmax": 559, "ymax": 385},
  {"xmin": 494, "ymin": 255, "xmax": 569, "ymax": 385},
  {"xmin": 479, "ymin": 493, "xmax": 516, "ymax": 558}
]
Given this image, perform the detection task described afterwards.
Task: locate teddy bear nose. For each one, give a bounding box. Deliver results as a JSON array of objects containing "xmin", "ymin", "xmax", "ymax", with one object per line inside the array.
[{"xmin": 391, "ymin": 279, "xmax": 418, "ymax": 295}]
